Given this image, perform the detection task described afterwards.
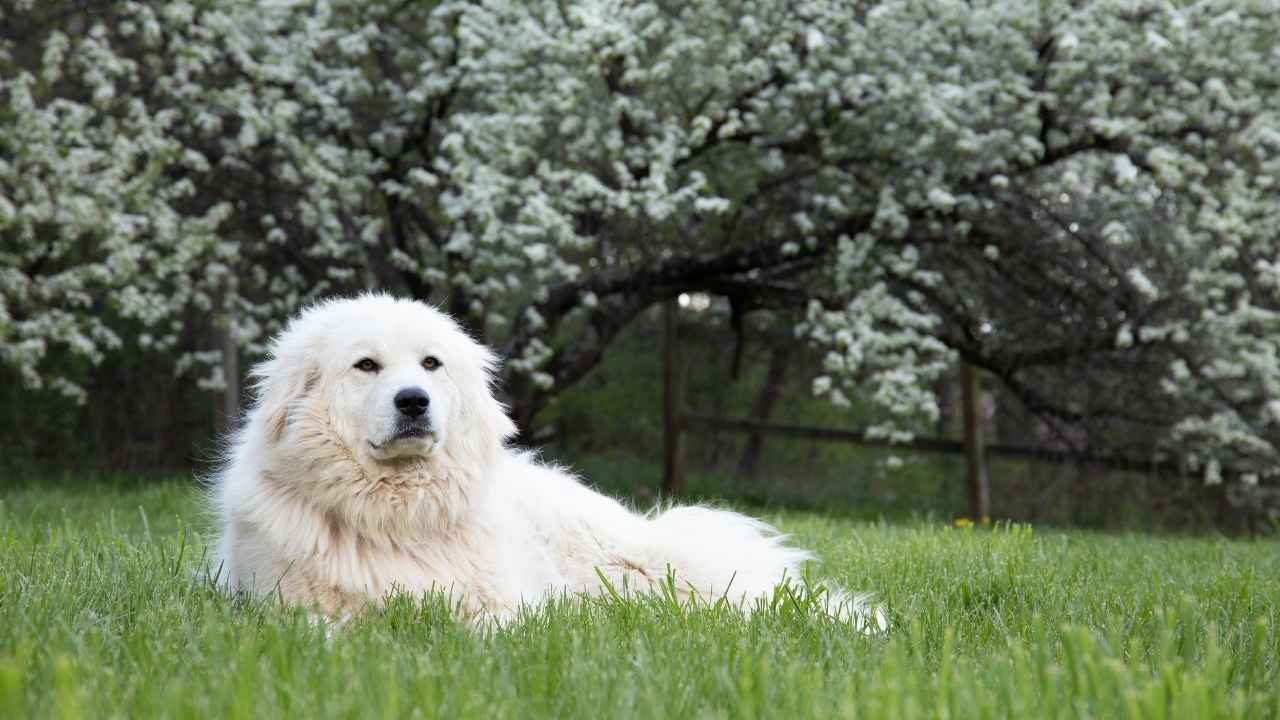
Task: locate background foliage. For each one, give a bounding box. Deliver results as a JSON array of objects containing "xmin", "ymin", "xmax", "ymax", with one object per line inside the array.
[{"xmin": 3, "ymin": 0, "xmax": 1280, "ymax": 527}]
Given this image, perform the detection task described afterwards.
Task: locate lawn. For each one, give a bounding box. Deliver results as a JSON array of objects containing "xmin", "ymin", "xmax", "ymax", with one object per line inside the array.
[{"xmin": 1, "ymin": 478, "xmax": 1277, "ymax": 719}]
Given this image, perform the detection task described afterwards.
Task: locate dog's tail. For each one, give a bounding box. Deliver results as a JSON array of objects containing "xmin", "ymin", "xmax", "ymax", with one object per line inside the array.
[{"xmin": 646, "ymin": 506, "xmax": 886, "ymax": 633}]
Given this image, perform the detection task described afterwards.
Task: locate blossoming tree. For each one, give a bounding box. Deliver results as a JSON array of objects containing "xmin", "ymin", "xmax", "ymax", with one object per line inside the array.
[{"xmin": 2, "ymin": 0, "xmax": 1278, "ymax": 484}]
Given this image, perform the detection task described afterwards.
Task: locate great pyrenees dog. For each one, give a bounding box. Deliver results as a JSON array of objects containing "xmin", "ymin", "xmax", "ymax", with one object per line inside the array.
[{"xmin": 212, "ymin": 294, "xmax": 881, "ymax": 629}]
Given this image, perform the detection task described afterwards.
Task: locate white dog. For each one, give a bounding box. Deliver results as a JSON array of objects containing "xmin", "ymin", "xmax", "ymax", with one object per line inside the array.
[{"xmin": 212, "ymin": 294, "xmax": 880, "ymax": 629}]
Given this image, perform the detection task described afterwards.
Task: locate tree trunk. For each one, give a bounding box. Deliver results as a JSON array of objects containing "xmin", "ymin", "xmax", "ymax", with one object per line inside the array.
[
  {"xmin": 705, "ymin": 363, "xmax": 730, "ymax": 466},
  {"xmin": 962, "ymin": 362, "xmax": 991, "ymax": 520},
  {"xmin": 736, "ymin": 344, "xmax": 791, "ymax": 478},
  {"xmin": 662, "ymin": 299, "xmax": 685, "ymax": 496}
]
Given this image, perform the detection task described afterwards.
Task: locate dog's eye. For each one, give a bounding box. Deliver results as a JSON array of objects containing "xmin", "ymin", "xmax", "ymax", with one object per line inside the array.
[
  {"xmin": 422, "ymin": 355, "xmax": 442, "ymax": 371},
  {"xmin": 354, "ymin": 358, "xmax": 380, "ymax": 373}
]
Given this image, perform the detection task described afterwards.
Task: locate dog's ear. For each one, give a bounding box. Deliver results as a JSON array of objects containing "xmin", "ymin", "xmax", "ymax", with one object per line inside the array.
[
  {"xmin": 448, "ymin": 341, "xmax": 517, "ymax": 467},
  {"xmin": 251, "ymin": 354, "xmax": 320, "ymax": 443}
]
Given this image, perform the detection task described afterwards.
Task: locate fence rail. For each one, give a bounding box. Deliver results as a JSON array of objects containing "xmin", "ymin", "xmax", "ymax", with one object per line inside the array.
[
  {"xmin": 659, "ymin": 301, "xmax": 1188, "ymax": 516},
  {"xmin": 678, "ymin": 414, "xmax": 1182, "ymax": 476}
]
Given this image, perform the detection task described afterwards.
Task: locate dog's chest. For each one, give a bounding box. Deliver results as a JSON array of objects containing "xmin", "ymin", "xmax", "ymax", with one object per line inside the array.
[
  {"xmin": 327, "ymin": 532, "xmax": 470, "ymax": 596},
  {"xmin": 315, "ymin": 523, "xmax": 536, "ymax": 616}
]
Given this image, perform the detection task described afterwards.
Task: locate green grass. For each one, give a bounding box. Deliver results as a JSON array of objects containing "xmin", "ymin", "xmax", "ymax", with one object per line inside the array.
[{"xmin": 2, "ymin": 479, "xmax": 1278, "ymax": 719}]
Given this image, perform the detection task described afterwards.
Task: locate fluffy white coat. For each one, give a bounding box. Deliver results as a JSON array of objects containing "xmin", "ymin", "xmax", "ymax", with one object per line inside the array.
[{"xmin": 212, "ymin": 294, "xmax": 878, "ymax": 627}]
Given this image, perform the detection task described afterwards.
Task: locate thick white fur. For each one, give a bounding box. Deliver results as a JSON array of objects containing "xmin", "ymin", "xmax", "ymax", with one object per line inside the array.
[{"xmin": 212, "ymin": 294, "xmax": 881, "ymax": 629}]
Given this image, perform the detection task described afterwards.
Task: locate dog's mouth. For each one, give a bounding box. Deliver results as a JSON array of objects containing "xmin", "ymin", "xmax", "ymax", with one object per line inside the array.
[
  {"xmin": 368, "ymin": 424, "xmax": 437, "ymax": 456},
  {"xmin": 392, "ymin": 425, "xmax": 429, "ymax": 441}
]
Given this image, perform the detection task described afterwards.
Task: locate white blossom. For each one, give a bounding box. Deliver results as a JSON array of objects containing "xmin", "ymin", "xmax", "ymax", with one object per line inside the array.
[{"xmin": 0, "ymin": 0, "xmax": 1276, "ymax": 480}]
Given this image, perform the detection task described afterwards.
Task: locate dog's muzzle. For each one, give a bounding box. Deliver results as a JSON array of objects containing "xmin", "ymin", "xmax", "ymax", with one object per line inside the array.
[
  {"xmin": 392, "ymin": 422, "xmax": 430, "ymax": 442},
  {"xmin": 369, "ymin": 415, "xmax": 437, "ymax": 456}
]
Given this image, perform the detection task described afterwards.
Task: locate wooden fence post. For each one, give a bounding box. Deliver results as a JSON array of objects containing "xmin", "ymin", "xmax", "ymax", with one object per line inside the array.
[
  {"xmin": 215, "ymin": 317, "xmax": 241, "ymax": 437},
  {"xmin": 961, "ymin": 362, "xmax": 991, "ymax": 520},
  {"xmin": 662, "ymin": 299, "xmax": 685, "ymax": 496}
]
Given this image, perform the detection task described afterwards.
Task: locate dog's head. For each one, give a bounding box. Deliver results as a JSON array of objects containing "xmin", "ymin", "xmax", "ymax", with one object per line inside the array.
[{"xmin": 248, "ymin": 294, "xmax": 516, "ymax": 476}]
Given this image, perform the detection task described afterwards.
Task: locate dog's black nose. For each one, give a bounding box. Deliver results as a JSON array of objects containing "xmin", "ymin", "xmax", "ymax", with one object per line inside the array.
[{"xmin": 394, "ymin": 387, "xmax": 430, "ymax": 418}]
